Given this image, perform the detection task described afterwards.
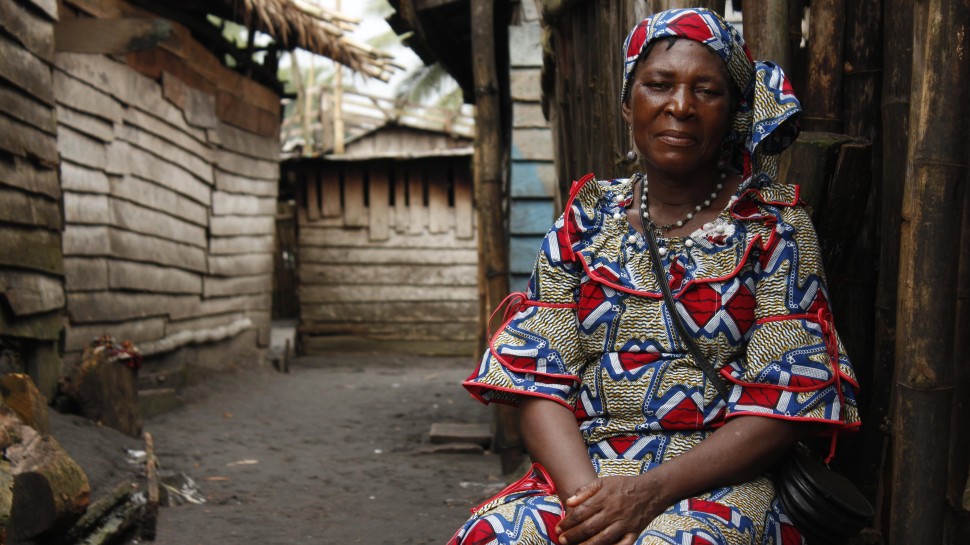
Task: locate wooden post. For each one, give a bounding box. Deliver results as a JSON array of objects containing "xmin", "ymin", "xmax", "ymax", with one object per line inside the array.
[
  {"xmin": 741, "ymin": 0, "xmax": 790, "ymax": 70},
  {"xmin": 870, "ymin": 0, "xmax": 913, "ymax": 532},
  {"xmin": 141, "ymin": 432, "xmax": 159, "ymax": 540},
  {"xmin": 889, "ymin": 1, "xmax": 969, "ymax": 544},
  {"xmin": 802, "ymin": 0, "xmax": 846, "ymax": 132},
  {"xmin": 471, "ymin": 0, "xmax": 517, "ymax": 473},
  {"xmin": 843, "ymin": 0, "xmax": 883, "ymax": 140},
  {"xmin": 333, "ymin": 0, "xmax": 345, "ymax": 155}
]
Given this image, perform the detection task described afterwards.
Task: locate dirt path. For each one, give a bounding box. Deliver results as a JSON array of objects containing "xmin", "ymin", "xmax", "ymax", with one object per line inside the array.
[{"xmin": 119, "ymin": 352, "xmax": 504, "ymax": 545}]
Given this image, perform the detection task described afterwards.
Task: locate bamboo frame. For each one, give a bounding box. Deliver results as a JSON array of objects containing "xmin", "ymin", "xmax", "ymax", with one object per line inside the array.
[{"xmin": 889, "ymin": 0, "xmax": 969, "ymax": 543}]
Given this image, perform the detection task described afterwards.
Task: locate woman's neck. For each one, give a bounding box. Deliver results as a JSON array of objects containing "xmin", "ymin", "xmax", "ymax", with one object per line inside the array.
[
  {"xmin": 641, "ymin": 164, "xmax": 723, "ymax": 207},
  {"xmin": 628, "ymin": 165, "xmax": 741, "ymax": 237}
]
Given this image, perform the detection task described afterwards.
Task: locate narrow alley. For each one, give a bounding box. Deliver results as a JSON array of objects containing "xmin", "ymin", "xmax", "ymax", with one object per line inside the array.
[{"xmin": 52, "ymin": 346, "xmax": 502, "ymax": 545}]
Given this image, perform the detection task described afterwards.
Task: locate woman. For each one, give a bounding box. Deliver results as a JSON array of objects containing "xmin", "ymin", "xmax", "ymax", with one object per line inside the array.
[{"xmin": 448, "ymin": 8, "xmax": 859, "ymax": 545}]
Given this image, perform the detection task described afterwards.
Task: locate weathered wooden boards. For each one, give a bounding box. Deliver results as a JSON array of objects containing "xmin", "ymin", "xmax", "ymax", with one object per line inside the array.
[
  {"xmin": 509, "ymin": 15, "xmax": 557, "ymax": 291},
  {"xmin": 0, "ymin": 0, "xmax": 64, "ymax": 400},
  {"xmin": 53, "ymin": 1, "xmax": 281, "ymax": 367},
  {"xmin": 294, "ymin": 158, "xmax": 478, "ymax": 352}
]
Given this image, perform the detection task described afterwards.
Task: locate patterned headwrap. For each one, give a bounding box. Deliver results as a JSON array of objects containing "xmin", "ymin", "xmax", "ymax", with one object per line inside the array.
[{"xmin": 620, "ymin": 8, "xmax": 800, "ymax": 181}]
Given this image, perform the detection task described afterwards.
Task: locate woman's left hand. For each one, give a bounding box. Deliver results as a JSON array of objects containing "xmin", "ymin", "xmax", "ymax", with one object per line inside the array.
[{"xmin": 554, "ymin": 473, "xmax": 671, "ymax": 545}]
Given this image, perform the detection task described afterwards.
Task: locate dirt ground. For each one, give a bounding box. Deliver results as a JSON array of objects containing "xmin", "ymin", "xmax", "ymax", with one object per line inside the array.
[{"xmin": 51, "ymin": 344, "xmax": 510, "ymax": 545}]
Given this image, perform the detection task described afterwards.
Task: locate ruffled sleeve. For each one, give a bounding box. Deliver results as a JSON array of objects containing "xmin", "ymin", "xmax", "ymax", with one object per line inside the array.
[
  {"xmin": 722, "ymin": 196, "xmax": 860, "ymax": 436},
  {"xmin": 462, "ymin": 181, "xmax": 593, "ymax": 410}
]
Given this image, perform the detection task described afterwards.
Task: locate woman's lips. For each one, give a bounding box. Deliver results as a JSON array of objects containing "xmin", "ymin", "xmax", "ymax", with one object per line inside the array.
[{"xmin": 657, "ymin": 131, "xmax": 697, "ymax": 146}]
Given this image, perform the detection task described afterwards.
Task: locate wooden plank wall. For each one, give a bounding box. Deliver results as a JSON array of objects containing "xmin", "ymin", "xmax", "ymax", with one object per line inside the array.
[
  {"xmin": 294, "ymin": 157, "xmax": 477, "ymax": 352},
  {"xmin": 543, "ymin": 2, "xmax": 644, "ymax": 199},
  {"xmin": 508, "ymin": 0, "xmax": 557, "ymax": 291},
  {"xmin": 56, "ymin": 2, "xmax": 280, "ymax": 368},
  {"xmin": 0, "ymin": 0, "xmax": 64, "ymax": 399}
]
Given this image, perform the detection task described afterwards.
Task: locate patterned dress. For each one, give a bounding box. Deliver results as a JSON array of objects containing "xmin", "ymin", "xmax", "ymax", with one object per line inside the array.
[{"xmin": 448, "ymin": 175, "xmax": 860, "ymax": 545}]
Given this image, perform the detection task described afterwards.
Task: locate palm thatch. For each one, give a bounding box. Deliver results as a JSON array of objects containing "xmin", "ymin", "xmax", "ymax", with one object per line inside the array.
[{"xmin": 235, "ymin": 0, "xmax": 400, "ymax": 80}]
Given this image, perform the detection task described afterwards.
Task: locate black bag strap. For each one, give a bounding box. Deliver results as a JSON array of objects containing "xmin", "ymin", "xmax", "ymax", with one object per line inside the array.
[{"xmin": 643, "ymin": 227, "xmax": 732, "ymax": 401}]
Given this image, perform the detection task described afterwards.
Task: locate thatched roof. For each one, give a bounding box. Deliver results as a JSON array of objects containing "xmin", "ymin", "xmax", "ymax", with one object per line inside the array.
[{"xmin": 235, "ymin": 0, "xmax": 399, "ymax": 81}]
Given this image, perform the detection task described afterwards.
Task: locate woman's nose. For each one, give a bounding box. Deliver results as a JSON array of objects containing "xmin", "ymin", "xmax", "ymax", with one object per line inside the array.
[{"xmin": 666, "ymin": 86, "xmax": 694, "ymax": 118}]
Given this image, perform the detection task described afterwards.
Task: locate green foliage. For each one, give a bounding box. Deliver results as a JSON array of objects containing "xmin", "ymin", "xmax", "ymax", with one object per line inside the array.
[{"xmin": 394, "ymin": 62, "xmax": 463, "ymax": 107}]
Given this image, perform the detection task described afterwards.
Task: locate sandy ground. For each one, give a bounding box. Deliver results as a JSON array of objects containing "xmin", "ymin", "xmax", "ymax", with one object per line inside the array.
[{"xmin": 52, "ymin": 344, "xmax": 509, "ymax": 545}]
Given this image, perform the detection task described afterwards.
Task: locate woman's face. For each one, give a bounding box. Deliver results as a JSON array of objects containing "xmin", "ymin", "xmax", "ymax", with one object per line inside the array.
[{"xmin": 622, "ymin": 39, "xmax": 732, "ymax": 179}]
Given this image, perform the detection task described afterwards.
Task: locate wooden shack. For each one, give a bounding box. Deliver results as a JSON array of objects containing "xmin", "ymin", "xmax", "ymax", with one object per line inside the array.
[
  {"xmin": 0, "ymin": 0, "xmax": 395, "ymax": 401},
  {"xmin": 55, "ymin": 3, "xmax": 281, "ymax": 380},
  {"xmin": 0, "ymin": 0, "xmax": 63, "ymax": 399},
  {"xmin": 283, "ymin": 119, "xmax": 476, "ymax": 355}
]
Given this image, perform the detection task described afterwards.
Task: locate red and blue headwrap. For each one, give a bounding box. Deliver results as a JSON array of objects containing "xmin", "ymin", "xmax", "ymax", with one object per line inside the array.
[{"xmin": 621, "ymin": 8, "xmax": 801, "ymax": 181}]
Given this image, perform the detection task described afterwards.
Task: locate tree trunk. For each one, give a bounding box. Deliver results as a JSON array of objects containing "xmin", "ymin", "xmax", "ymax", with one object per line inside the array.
[
  {"xmin": 889, "ymin": 1, "xmax": 970, "ymax": 544},
  {"xmin": 61, "ymin": 344, "xmax": 142, "ymax": 438},
  {"xmin": 802, "ymin": 0, "xmax": 846, "ymax": 132},
  {"xmin": 1, "ymin": 408, "xmax": 91, "ymax": 542}
]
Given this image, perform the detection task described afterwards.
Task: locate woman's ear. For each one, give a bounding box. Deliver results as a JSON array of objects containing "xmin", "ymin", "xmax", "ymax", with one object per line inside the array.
[{"xmin": 621, "ymin": 100, "xmax": 633, "ymax": 126}]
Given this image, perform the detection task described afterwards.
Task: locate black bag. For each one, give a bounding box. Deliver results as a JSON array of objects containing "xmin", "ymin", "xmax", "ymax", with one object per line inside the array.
[
  {"xmin": 643, "ymin": 227, "xmax": 873, "ymax": 544},
  {"xmin": 775, "ymin": 444, "xmax": 873, "ymax": 544}
]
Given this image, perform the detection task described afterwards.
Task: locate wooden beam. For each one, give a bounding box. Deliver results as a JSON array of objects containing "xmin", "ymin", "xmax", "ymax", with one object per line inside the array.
[
  {"xmin": 55, "ymin": 18, "xmax": 172, "ymax": 54},
  {"xmin": 471, "ymin": 0, "xmax": 517, "ymax": 474}
]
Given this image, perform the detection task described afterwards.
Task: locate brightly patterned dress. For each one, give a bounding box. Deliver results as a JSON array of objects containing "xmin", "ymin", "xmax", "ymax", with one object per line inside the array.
[{"xmin": 448, "ymin": 175, "xmax": 860, "ymax": 545}]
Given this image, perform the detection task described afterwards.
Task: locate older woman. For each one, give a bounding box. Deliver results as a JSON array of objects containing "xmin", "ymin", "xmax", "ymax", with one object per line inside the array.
[{"xmin": 448, "ymin": 8, "xmax": 859, "ymax": 545}]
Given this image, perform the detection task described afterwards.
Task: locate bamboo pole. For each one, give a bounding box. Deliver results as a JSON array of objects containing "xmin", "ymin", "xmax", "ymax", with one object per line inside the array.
[
  {"xmin": 802, "ymin": 0, "xmax": 846, "ymax": 132},
  {"xmin": 333, "ymin": 0, "xmax": 345, "ymax": 155},
  {"xmin": 470, "ymin": 0, "xmax": 517, "ymax": 473},
  {"xmin": 835, "ymin": 0, "xmax": 882, "ymax": 495},
  {"xmin": 947, "ymin": 177, "xmax": 970, "ymax": 542},
  {"xmin": 289, "ymin": 53, "xmax": 309, "ymax": 156},
  {"xmin": 870, "ymin": 0, "xmax": 914, "ymax": 533},
  {"xmin": 741, "ymin": 0, "xmax": 790, "ymax": 71},
  {"xmin": 305, "ymin": 59, "xmax": 316, "ymax": 153},
  {"xmin": 889, "ymin": 0, "xmax": 969, "ymax": 543}
]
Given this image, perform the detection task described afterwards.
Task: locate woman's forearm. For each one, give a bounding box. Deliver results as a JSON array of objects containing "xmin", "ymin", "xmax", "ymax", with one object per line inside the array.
[
  {"xmin": 644, "ymin": 415, "xmax": 806, "ymax": 506},
  {"xmin": 519, "ymin": 396, "xmax": 597, "ymax": 500}
]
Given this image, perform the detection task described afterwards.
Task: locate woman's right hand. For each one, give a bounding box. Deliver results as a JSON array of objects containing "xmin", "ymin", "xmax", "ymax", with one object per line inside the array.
[{"xmin": 555, "ymin": 472, "xmax": 673, "ymax": 545}]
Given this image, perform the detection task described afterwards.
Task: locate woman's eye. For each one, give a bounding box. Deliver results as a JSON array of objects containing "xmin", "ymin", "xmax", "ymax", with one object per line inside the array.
[{"xmin": 644, "ymin": 81, "xmax": 669, "ymax": 90}]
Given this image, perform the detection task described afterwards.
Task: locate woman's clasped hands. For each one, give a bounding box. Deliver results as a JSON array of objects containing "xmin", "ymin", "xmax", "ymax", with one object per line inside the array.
[{"xmin": 555, "ymin": 472, "xmax": 672, "ymax": 545}]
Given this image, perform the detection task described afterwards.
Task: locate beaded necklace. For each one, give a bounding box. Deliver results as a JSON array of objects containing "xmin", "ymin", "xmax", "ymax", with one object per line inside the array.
[{"xmin": 637, "ymin": 171, "xmax": 727, "ymax": 234}]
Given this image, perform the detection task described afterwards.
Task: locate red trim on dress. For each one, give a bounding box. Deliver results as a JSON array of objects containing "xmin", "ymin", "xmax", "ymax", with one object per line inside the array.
[
  {"xmin": 462, "ymin": 381, "xmax": 577, "ymax": 411},
  {"xmin": 562, "ymin": 175, "xmax": 795, "ymax": 297}
]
